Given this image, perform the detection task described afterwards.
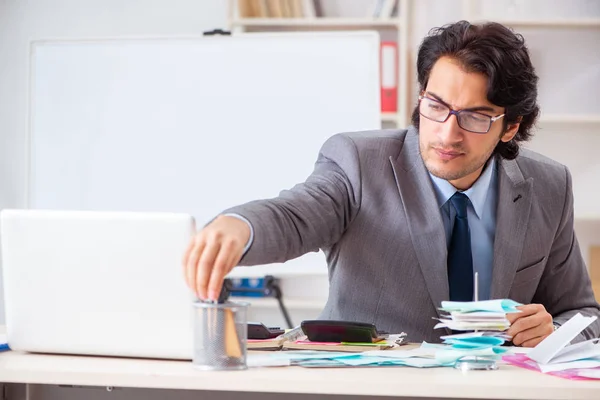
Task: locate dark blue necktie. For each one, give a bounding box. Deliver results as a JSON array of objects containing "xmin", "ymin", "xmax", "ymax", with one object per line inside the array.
[{"xmin": 447, "ymin": 192, "xmax": 474, "ymax": 302}]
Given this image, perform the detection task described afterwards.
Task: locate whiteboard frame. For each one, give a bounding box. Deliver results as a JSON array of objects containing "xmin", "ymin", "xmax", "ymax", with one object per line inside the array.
[{"xmin": 25, "ymin": 31, "xmax": 381, "ymax": 277}]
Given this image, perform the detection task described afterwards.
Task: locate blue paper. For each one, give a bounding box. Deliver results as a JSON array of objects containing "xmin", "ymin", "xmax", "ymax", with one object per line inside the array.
[
  {"xmin": 444, "ymin": 336, "xmax": 505, "ymax": 348},
  {"xmin": 295, "ymin": 355, "xmax": 454, "ymax": 368},
  {"xmin": 272, "ymin": 351, "xmax": 355, "ymax": 361},
  {"xmin": 440, "ymin": 299, "xmax": 522, "ymax": 313},
  {"xmin": 435, "ymin": 347, "xmax": 509, "ymax": 364},
  {"xmin": 262, "ymin": 348, "xmax": 456, "ymax": 368}
]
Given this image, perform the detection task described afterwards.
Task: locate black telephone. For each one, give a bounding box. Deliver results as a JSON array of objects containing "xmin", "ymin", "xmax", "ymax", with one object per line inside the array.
[
  {"xmin": 247, "ymin": 322, "xmax": 285, "ymax": 340},
  {"xmin": 300, "ymin": 320, "xmax": 389, "ymax": 343}
]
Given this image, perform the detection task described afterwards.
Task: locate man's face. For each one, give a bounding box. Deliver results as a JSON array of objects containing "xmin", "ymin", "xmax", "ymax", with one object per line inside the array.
[{"xmin": 418, "ymin": 56, "xmax": 517, "ymax": 190}]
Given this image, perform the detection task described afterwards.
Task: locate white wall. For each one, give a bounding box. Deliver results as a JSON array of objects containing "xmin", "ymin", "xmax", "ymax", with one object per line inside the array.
[
  {"xmin": 1, "ymin": 0, "xmax": 599, "ymax": 326},
  {"xmin": 0, "ymin": 0, "xmax": 228, "ymax": 324},
  {"xmin": 1, "ymin": 3, "xmax": 598, "ymax": 400}
]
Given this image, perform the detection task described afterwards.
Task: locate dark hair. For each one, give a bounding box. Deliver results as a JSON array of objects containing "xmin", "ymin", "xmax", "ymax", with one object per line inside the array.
[{"xmin": 411, "ymin": 20, "xmax": 539, "ymax": 160}]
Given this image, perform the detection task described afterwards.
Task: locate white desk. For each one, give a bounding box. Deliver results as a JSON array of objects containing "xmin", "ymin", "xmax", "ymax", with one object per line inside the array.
[{"xmin": 1, "ymin": 349, "xmax": 600, "ymax": 400}]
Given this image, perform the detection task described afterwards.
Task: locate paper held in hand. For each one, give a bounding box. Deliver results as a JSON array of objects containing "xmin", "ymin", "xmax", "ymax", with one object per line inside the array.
[{"xmin": 434, "ymin": 299, "xmax": 522, "ymax": 333}]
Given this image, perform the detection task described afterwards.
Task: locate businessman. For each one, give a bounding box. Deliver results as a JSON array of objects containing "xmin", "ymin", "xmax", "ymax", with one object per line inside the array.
[{"xmin": 183, "ymin": 21, "xmax": 600, "ymax": 346}]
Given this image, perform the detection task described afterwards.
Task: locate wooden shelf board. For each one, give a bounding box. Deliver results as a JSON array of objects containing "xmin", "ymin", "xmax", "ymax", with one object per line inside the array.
[
  {"xmin": 484, "ymin": 18, "xmax": 600, "ymax": 28},
  {"xmin": 232, "ymin": 18, "xmax": 401, "ymax": 28},
  {"xmin": 539, "ymin": 114, "xmax": 600, "ymax": 124},
  {"xmin": 575, "ymin": 215, "xmax": 600, "ymax": 222},
  {"xmin": 230, "ymin": 296, "xmax": 326, "ymax": 309},
  {"xmin": 381, "ymin": 112, "xmax": 399, "ymax": 122}
]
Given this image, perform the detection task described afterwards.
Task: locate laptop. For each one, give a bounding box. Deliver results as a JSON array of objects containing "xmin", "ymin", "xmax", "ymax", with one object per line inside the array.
[{"xmin": 0, "ymin": 209, "xmax": 197, "ymax": 359}]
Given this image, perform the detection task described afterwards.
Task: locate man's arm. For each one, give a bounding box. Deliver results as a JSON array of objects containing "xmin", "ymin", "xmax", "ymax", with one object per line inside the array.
[
  {"xmin": 183, "ymin": 133, "xmax": 362, "ymax": 300},
  {"xmin": 533, "ymin": 166, "xmax": 600, "ymax": 341},
  {"xmin": 221, "ymin": 133, "xmax": 362, "ymax": 266}
]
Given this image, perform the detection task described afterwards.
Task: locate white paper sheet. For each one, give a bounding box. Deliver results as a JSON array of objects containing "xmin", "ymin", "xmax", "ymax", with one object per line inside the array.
[
  {"xmin": 528, "ymin": 313, "xmax": 598, "ymax": 365},
  {"xmin": 538, "ymin": 359, "xmax": 600, "ymax": 373}
]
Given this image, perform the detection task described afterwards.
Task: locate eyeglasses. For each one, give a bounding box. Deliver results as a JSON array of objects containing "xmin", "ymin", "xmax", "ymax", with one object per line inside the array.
[{"xmin": 418, "ymin": 95, "xmax": 505, "ymax": 134}]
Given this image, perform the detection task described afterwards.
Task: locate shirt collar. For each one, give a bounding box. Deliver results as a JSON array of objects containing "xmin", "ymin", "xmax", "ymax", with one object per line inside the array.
[{"xmin": 429, "ymin": 157, "xmax": 496, "ymax": 219}]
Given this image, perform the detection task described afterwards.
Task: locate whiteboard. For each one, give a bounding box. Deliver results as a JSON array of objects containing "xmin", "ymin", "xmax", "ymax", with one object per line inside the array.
[{"xmin": 28, "ymin": 32, "xmax": 381, "ymax": 277}]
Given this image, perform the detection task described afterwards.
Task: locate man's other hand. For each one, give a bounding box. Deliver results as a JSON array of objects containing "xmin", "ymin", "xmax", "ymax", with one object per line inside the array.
[{"xmin": 506, "ymin": 304, "xmax": 554, "ymax": 347}]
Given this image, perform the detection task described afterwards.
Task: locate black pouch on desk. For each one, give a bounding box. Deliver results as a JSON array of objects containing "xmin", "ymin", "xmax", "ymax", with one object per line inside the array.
[{"xmin": 300, "ymin": 320, "xmax": 389, "ymax": 343}]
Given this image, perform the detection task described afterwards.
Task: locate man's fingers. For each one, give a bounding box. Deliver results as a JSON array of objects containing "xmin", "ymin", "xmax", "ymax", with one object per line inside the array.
[
  {"xmin": 520, "ymin": 336, "xmax": 546, "ymax": 348},
  {"xmin": 506, "ymin": 304, "xmax": 544, "ymax": 323},
  {"xmin": 512, "ymin": 324, "xmax": 552, "ymax": 347},
  {"xmin": 185, "ymin": 238, "xmax": 205, "ymax": 292},
  {"xmin": 509, "ymin": 315, "xmax": 553, "ymax": 346},
  {"xmin": 207, "ymin": 240, "xmax": 242, "ymax": 301},
  {"xmin": 511, "ymin": 325, "xmax": 537, "ymax": 346},
  {"xmin": 505, "ymin": 313, "xmax": 518, "ymax": 324},
  {"xmin": 195, "ymin": 240, "xmax": 221, "ymax": 299},
  {"xmin": 182, "ymin": 216, "xmax": 251, "ymax": 299},
  {"xmin": 507, "ymin": 314, "xmax": 541, "ymax": 338}
]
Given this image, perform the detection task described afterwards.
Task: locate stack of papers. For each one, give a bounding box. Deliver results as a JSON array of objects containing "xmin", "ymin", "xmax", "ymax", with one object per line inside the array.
[
  {"xmin": 248, "ymin": 326, "xmax": 408, "ymax": 352},
  {"xmin": 283, "ymin": 339, "xmax": 395, "ymax": 352},
  {"xmin": 503, "ymin": 313, "xmax": 600, "ymax": 380},
  {"xmin": 421, "ymin": 342, "xmax": 509, "ymax": 364},
  {"xmin": 281, "ymin": 333, "xmax": 407, "ymax": 352},
  {"xmin": 249, "ymin": 347, "xmax": 455, "ymax": 368},
  {"xmin": 440, "ymin": 332, "xmax": 508, "ymax": 348},
  {"xmin": 430, "ymin": 299, "xmax": 521, "ymax": 364},
  {"xmin": 249, "ymin": 342, "xmax": 512, "ymax": 369},
  {"xmin": 435, "ymin": 299, "xmax": 521, "ymax": 333}
]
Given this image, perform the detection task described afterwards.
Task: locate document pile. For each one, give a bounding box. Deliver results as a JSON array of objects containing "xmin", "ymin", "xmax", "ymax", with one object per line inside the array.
[
  {"xmin": 503, "ymin": 313, "xmax": 600, "ymax": 380},
  {"xmin": 420, "ymin": 341, "xmax": 509, "ymax": 364},
  {"xmin": 249, "ymin": 343, "xmax": 508, "ymax": 369},
  {"xmin": 248, "ymin": 347, "xmax": 455, "ymax": 368},
  {"xmin": 435, "ymin": 299, "xmax": 521, "ymax": 335},
  {"xmin": 429, "ymin": 299, "xmax": 521, "ymax": 364},
  {"xmin": 435, "ymin": 333, "xmax": 508, "ymax": 359}
]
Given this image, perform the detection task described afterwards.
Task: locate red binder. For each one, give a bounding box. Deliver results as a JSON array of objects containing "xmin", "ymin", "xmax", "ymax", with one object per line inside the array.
[{"xmin": 380, "ymin": 41, "xmax": 398, "ymax": 113}]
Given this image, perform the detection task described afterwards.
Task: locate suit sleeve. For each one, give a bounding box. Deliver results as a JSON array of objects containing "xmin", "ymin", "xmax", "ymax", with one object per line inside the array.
[
  {"xmin": 532, "ymin": 166, "xmax": 600, "ymax": 342},
  {"xmin": 221, "ymin": 133, "xmax": 362, "ymax": 266}
]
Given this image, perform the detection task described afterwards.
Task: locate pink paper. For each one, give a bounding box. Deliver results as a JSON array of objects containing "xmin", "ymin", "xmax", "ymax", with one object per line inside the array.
[
  {"xmin": 502, "ymin": 354, "xmax": 600, "ymax": 381},
  {"xmin": 294, "ymin": 340, "xmax": 341, "ymax": 346}
]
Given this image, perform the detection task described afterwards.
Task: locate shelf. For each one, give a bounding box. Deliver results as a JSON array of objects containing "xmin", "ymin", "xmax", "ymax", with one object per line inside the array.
[
  {"xmin": 232, "ymin": 18, "xmax": 401, "ymax": 28},
  {"xmin": 538, "ymin": 114, "xmax": 600, "ymax": 124},
  {"xmin": 381, "ymin": 112, "xmax": 399, "ymax": 122},
  {"xmin": 575, "ymin": 215, "xmax": 600, "ymax": 222},
  {"xmin": 486, "ymin": 18, "xmax": 600, "ymax": 28},
  {"xmin": 230, "ymin": 296, "xmax": 326, "ymax": 309},
  {"xmin": 382, "ymin": 114, "xmax": 600, "ymax": 125}
]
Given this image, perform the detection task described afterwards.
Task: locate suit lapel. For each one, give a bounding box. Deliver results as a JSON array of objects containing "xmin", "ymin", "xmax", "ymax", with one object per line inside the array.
[
  {"xmin": 390, "ymin": 128, "xmax": 448, "ymax": 317},
  {"xmin": 490, "ymin": 158, "xmax": 533, "ymax": 299}
]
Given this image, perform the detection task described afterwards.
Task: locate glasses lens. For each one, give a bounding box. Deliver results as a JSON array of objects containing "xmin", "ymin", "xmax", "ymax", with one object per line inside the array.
[
  {"xmin": 419, "ymin": 97, "xmax": 449, "ymax": 122},
  {"xmin": 457, "ymin": 112, "xmax": 491, "ymax": 133}
]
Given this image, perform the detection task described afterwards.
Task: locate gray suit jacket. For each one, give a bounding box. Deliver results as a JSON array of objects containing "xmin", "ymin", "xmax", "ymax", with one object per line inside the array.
[{"xmin": 225, "ymin": 127, "xmax": 600, "ymax": 343}]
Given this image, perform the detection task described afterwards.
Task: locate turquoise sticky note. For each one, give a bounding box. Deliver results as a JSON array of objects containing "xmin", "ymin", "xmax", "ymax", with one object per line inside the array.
[
  {"xmin": 445, "ymin": 336, "xmax": 505, "ymax": 347},
  {"xmin": 434, "ymin": 347, "xmax": 508, "ymax": 364},
  {"xmin": 440, "ymin": 299, "xmax": 522, "ymax": 313},
  {"xmin": 446, "ymin": 342, "xmax": 495, "ymax": 350}
]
